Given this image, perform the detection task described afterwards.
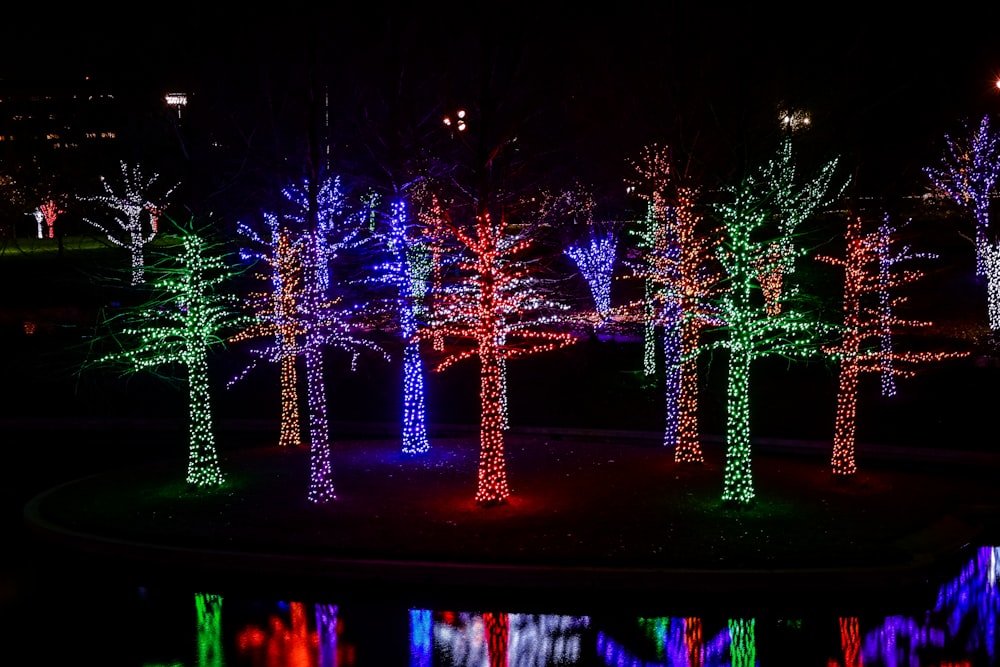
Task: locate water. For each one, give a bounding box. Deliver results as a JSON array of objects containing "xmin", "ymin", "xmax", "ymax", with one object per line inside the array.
[{"xmin": 9, "ymin": 545, "xmax": 998, "ymax": 666}]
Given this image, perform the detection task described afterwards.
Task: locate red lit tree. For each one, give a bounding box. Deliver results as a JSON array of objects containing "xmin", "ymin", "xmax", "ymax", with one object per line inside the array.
[
  {"xmin": 420, "ymin": 204, "xmax": 577, "ymax": 505},
  {"xmin": 816, "ymin": 211, "xmax": 968, "ymax": 475}
]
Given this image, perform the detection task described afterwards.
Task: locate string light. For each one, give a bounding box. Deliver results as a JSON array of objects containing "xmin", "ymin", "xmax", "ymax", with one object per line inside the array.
[
  {"xmin": 79, "ymin": 161, "xmax": 178, "ymax": 285},
  {"xmin": 94, "ymin": 219, "xmax": 249, "ymax": 487},
  {"xmin": 565, "ymin": 226, "xmax": 618, "ymax": 320}
]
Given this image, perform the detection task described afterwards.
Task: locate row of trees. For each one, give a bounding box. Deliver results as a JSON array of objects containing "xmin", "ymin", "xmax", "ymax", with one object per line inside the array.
[{"xmin": 80, "ymin": 118, "xmax": 979, "ymax": 507}]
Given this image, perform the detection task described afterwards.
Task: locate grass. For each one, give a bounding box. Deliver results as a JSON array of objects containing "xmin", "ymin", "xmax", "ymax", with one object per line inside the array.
[{"xmin": 30, "ymin": 433, "xmax": 1000, "ymax": 575}]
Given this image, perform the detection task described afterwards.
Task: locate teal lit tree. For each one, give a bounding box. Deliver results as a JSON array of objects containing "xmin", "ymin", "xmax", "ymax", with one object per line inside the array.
[
  {"xmin": 80, "ymin": 160, "xmax": 179, "ymax": 285},
  {"xmin": 708, "ymin": 137, "xmax": 844, "ymax": 504},
  {"xmin": 90, "ymin": 218, "xmax": 249, "ymax": 487}
]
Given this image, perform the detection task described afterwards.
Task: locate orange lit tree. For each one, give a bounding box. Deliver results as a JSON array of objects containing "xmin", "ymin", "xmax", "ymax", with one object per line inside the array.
[
  {"xmin": 816, "ymin": 211, "xmax": 968, "ymax": 476},
  {"xmin": 621, "ymin": 144, "xmax": 722, "ymax": 463},
  {"xmin": 229, "ymin": 212, "xmax": 307, "ymax": 448}
]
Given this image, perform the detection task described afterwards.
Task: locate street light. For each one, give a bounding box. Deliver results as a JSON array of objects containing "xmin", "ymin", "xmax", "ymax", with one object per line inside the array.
[{"xmin": 443, "ymin": 108, "xmax": 467, "ymax": 132}]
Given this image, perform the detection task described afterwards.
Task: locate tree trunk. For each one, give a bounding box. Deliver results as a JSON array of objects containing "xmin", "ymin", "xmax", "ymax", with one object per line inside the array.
[
  {"xmin": 400, "ymin": 337, "xmax": 430, "ymax": 455},
  {"xmin": 278, "ymin": 352, "xmax": 301, "ymax": 448},
  {"xmin": 185, "ymin": 348, "xmax": 224, "ymax": 486},
  {"xmin": 832, "ymin": 360, "xmax": 859, "ymax": 475},
  {"xmin": 476, "ymin": 350, "xmax": 509, "ymax": 504},
  {"xmin": 305, "ymin": 343, "xmax": 335, "ymax": 503},
  {"xmin": 722, "ymin": 347, "xmax": 754, "ymax": 504}
]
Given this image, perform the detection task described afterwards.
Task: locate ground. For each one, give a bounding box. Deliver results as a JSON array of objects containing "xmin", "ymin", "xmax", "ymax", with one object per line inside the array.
[{"xmin": 22, "ymin": 430, "xmax": 1000, "ymax": 612}]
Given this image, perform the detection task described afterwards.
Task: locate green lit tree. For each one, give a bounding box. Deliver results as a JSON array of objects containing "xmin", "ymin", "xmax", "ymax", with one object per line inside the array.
[
  {"xmin": 708, "ymin": 136, "xmax": 845, "ymax": 504},
  {"xmin": 88, "ymin": 218, "xmax": 250, "ymax": 487}
]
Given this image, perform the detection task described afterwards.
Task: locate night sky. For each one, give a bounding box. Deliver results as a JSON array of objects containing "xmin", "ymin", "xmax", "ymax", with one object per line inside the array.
[{"xmin": 3, "ymin": 4, "xmax": 1000, "ymax": 197}]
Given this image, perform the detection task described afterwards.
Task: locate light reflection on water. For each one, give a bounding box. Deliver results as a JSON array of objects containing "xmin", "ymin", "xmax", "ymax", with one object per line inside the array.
[{"xmin": 122, "ymin": 546, "xmax": 1000, "ymax": 666}]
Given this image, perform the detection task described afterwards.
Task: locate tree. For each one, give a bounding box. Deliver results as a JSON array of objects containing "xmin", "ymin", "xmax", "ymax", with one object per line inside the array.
[
  {"xmin": 80, "ymin": 160, "xmax": 179, "ymax": 285},
  {"xmin": 88, "ymin": 218, "xmax": 249, "ymax": 487},
  {"xmin": 816, "ymin": 211, "xmax": 967, "ymax": 476},
  {"xmin": 621, "ymin": 144, "xmax": 722, "ymax": 464},
  {"xmin": 924, "ymin": 114, "xmax": 1000, "ymax": 327},
  {"xmin": 420, "ymin": 203, "xmax": 577, "ymax": 505},
  {"xmin": 708, "ymin": 137, "xmax": 844, "ymax": 504},
  {"xmin": 364, "ymin": 196, "xmax": 434, "ymax": 455},
  {"xmin": 229, "ymin": 212, "xmax": 306, "ymax": 448},
  {"xmin": 281, "ymin": 174, "xmax": 385, "ymax": 503}
]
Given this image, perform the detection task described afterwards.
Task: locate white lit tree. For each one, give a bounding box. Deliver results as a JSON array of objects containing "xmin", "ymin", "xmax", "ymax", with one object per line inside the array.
[
  {"xmin": 80, "ymin": 161, "xmax": 179, "ymax": 285},
  {"xmin": 89, "ymin": 218, "xmax": 249, "ymax": 487}
]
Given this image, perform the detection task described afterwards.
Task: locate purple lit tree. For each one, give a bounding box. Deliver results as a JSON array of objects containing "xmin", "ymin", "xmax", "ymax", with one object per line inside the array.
[
  {"xmin": 708, "ymin": 137, "xmax": 844, "ymax": 504},
  {"xmin": 281, "ymin": 174, "xmax": 385, "ymax": 503},
  {"xmin": 925, "ymin": 114, "xmax": 1000, "ymax": 328},
  {"xmin": 80, "ymin": 161, "xmax": 178, "ymax": 285},
  {"xmin": 89, "ymin": 218, "xmax": 249, "ymax": 487},
  {"xmin": 925, "ymin": 114, "xmax": 1000, "ymax": 277}
]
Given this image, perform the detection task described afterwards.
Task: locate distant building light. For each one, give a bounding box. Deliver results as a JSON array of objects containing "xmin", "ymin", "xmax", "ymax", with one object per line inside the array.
[{"xmin": 165, "ymin": 92, "xmax": 187, "ymax": 119}]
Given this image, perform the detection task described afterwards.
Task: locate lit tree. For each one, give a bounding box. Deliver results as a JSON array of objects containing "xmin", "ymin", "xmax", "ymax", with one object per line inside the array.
[
  {"xmin": 925, "ymin": 114, "xmax": 1000, "ymax": 279},
  {"xmin": 565, "ymin": 224, "xmax": 619, "ymax": 324},
  {"xmin": 708, "ymin": 138, "xmax": 844, "ymax": 504},
  {"xmin": 29, "ymin": 199, "xmax": 63, "ymax": 239},
  {"xmin": 621, "ymin": 144, "xmax": 722, "ymax": 464},
  {"xmin": 421, "ymin": 205, "xmax": 577, "ymax": 505},
  {"xmin": 89, "ymin": 218, "xmax": 249, "ymax": 487},
  {"xmin": 282, "ymin": 174, "xmax": 385, "ymax": 503},
  {"xmin": 229, "ymin": 212, "xmax": 306, "ymax": 448},
  {"xmin": 816, "ymin": 211, "xmax": 967, "ymax": 476},
  {"xmin": 365, "ymin": 196, "xmax": 433, "ymax": 455},
  {"xmin": 80, "ymin": 161, "xmax": 179, "ymax": 285}
]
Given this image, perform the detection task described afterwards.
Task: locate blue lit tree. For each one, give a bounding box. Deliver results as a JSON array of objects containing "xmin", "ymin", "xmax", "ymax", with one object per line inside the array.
[
  {"xmin": 708, "ymin": 137, "xmax": 845, "ymax": 504},
  {"xmin": 364, "ymin": 196, "xmax": 434, "ymax": 455},
  {"xmin": 565, "ymin": 225, "xmax": 619, "ymax": 325},
  {"xmin": 925, "ymin": 114, "xmax": 1000, "ymax": 327},
  {"xmin": 89, "ymin": 218, "xmax": 250, "ymax": 487}
]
